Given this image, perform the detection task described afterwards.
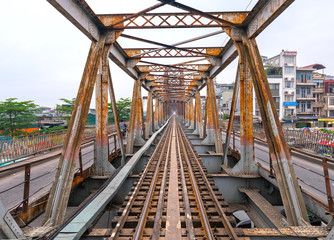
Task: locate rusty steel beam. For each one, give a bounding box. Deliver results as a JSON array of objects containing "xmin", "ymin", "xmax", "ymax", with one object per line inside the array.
[
  {"xmin": 228, "ymin": 27, "xmax": 308, "ymax": 226},
  {"xmin": 209, "ymin": 39, "xmax": 238, "ymax": 78},
  {"xmin": 47, "ymin": 0, "xmax": 102, "ymax": 41},
  {"xmin": 129, "ymin": 30, "xmax": 224, "ymax": 59},
  {"xmin": 145, "ymin": 91, "xmax": 154, "ymax": 139},
  {"xmin": 121, "ymin": 34, "xmax": 215, "ymax": 58},
  {"xmin": 229, "ymin": 50, "xmax": 258, "ymax": 176},
  {"xmin": 188, "ymin": 98, "xmax": 195, "ymax": 130},
  {"xmin": 108, "ymin": 2, "xmax": 166, "ymax": 28},
  {"xmin": 223, "ymin": 66, "xmax": 240, "ymax": 166},
  {"xmin": 108, "ymin": 42, "xmax": 139, "ymax": 80},
  {"xmin": 192, "ymin": 91, "xmax": 204, "ymax": 138},
  {"xmin": 107, "ymin": 62, "xmax": 126, "ymax": 166},
  {"xmin": 124, "ymin": 47, "xmax": 222, "ymax": 58},
  {"xmin": 202, "ymin": 78, "xmax": 222, "ymax": 153},
  {"xmin": 44, "ymin": 38, "xmax": 107, "ymax": 226},
  {"xmin": 98, "ymin": 12, "xmax": 248, "ymax": 29},
  {"xmin": 92, "ymin": 47, "xmax": 116, "ymax": 176},
  {"xmin": 154, "ymin": 99, "xmax": 159, "ymax": 131},
  {"xmin": 137, "ymin": 63, "xmax": 211, "ymax": 73},
  {"xmin": 243, "ymin": 0, "xmax": 295, "ymax": 39}
]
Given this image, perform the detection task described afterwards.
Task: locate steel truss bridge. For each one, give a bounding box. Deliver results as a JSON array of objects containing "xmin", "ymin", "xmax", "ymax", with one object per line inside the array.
[{"xmin": 0, "ymin": 0, "xmax": 333, "ymax": 239}]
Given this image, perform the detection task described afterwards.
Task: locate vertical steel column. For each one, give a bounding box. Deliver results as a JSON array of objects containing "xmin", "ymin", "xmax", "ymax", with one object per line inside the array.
[
  {"xmin": 230, "ymin": 52, "xmax": 258, "ymax": 175},
  {"xmin": 228, "ymin": 28, "xmax": 309, "ymax": 226},
  {"xmin": 188, "ymin": 98, "xmax": 194, "ymax": 129},
  {"xmin": 202, "ymin": 79, "xmax": 223, "ymax": 153},
  {"xmin": 44, "ymin": 38, "xmax": 106, "ymax": 226},
  {"xmin": 154, "ymin": 99, "xmax": 159, "ymax": 130},
  {"xmin": 133, "ymin": 81, "xmax": 145, "ymax": 148},
  {"xmin": 223, "ymin": 67, "xmax": 240, "ymax": 166},
  {"xmin": 185, "ymin": 100, "xmax": 190, "ymax": 127},
  {"xmin": 92, "ymin": 47, "xmax": 116, "ymax": 176},
  {"xmin": 107, "ymin": 62, "xmax": 126, "ymax": 166},
  {"xmin": 145, "ymin": 91, "xmax": 153, "ymax": 139},
  {"xmin": 193, "ymin": 91, "xmax": 203, "ymax": 138},
  {"xmin": 126, "ymin": 81, "xmax": 139, "ymax": 154}
]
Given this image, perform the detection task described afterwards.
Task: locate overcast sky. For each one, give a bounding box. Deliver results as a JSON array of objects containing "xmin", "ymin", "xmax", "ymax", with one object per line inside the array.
[{"xmin": 0, "ymin": 0, "xmax": 333, "ymax": 108}]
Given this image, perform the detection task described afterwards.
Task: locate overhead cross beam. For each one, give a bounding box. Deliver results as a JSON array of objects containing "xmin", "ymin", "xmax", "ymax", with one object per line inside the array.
[{"xmin": 98, "ymin": 11, "xmax": 248, "ymax": 29}]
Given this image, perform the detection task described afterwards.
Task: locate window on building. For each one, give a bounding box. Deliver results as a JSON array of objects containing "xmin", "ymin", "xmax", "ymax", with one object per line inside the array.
[
  {"xmin": 307, "ymin": 87, "xmax": 311, "ymax": 95},
  {"xmin": 307, "ymin": 101, "xmax": 311, "ymax": 109},
  {"xmin": 307, "ymin": 73, "xmax": 311, "ymax": 81},
  {"xmin": 285, "ymin": 95, "xmax": 293, "ymax": 102},
  {"xmin": 330, "ymin": 97, "xmax": 334, "ymax": 106},
  {"xmin": 285, "ymin": 66, "xmax": 294, "ymax": 74},
  {"xmin": 273, "ymin": 97, "xmax": 280, "ymax": 103},
  {"xmin": 296, "ymin": 73, "xmax": 300, "ymax": 81},
  {"xmin": 296, "ymin": 87, "xmax": 300, "ymax": 94},
  {"xmin": 330, "ymin": 110, "xmax": 334, "ymax": 117},
  {"xmin": 285, "ymin": 81, "xmax": 292, "ymax": 88},
  {"xmin": 285, "ymin": 56, "xmax": 294, "ymax": 64},
  {"xmin": 285, "ymin": 109, "xmax": 294, "ymax": 116},
  {"xmin": 269, "ymin": 83, "xmax": 279, "ymax": 90}
]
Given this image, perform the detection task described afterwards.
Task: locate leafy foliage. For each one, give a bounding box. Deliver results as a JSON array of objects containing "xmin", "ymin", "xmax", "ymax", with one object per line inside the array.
[
  {"xmin": 56, "ymin": 98, "xmax": 75, "ymax": 124},
  {"xmin": 0, "ymin": 98, "xmax": 39, "ymax": 136},
  {"xmin": 108, "ymin": 97, "xmax": 132, "ymax": 123}
]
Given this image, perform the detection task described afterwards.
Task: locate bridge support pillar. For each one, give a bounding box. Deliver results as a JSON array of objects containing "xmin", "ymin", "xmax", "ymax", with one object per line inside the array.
[
  {"xmin": 188, "ymin": 98, "xmax": 194, "ymax": 130},
  {"xmin": 92, "ymin": 51, "xmax": 116, "ymax": 177},
  {"xmin": 230, "ymin": 53, "xmax": 258, "ymax": 176},
  {"xmin": 154, "ymin": 99, "xmax": 159, "ymax": 131},
  {"xmin": 127, "ymin": 80, "xmax": 145, "ymax": 154},
  {"xmin": 44, "ymin": 38, "xmax": 108, "ymax": 226},
  {"xmin": 145, "ymin": 91, "xmax": 153, "ymax": 139},
  {"xmin": 107, "ymin": 62, "xmax": 126, "ymax": 167},
  {"xmin": 193, "ymin": 91, "xmax": 203, "ymax": 138},
  {"xmin": 223, "ymin": 66, "xmax": 240, "ymax": 166},
  {"xmin": 228, "ymin": 27, "xmax": 309, "ymax": 226},
  {"xmin": 202, "ymin": 78, "xmax": 223, "ymax": 153}
]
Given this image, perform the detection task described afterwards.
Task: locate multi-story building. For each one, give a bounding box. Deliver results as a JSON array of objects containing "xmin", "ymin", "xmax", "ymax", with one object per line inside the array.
[
  {"xmin": 324, "ymin": 79, "xmax": 334, "ymax": 117},
  {"xmin": 254, "ymin": 50, "xmax": 297, "ymax": 120},
  {"xmin": 311, "ymin": 65, "xmax": 326, "ymax": 116},
  {"xmin": 296, "ymin": 67, "xmax": 316, "ymax": 118}
]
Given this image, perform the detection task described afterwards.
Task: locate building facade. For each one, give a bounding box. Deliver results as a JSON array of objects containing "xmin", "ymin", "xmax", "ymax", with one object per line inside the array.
[{"xmin": 254, "ymin": 50, "xmax": 297, "ymax": 120}]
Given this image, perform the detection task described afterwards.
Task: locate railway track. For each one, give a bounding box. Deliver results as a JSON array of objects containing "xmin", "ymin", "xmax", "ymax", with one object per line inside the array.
[{"xmin": 109, "ymin": 117, "xmax": 238, "ymax": 239}]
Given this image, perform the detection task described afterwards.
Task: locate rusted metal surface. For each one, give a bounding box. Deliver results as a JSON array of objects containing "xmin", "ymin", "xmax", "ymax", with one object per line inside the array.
[
  {"xmin": 145, "ymin": 91, "xmax": 153, "ymax": 139},
  {"xmin": 223, "ymin": 66, "xmax": 240, "ymax": 166},
  {"xmin": 227, "ymin": 28, "xmax": 308, "ymax": 226},
  {"xmin": 43, "ymin": 38, "xmax": 107, "ymax": 226},
  {"xmin": 109, "ymin": 117, "xmax": 238, "ymax": 239},
  {"xmin": 92, "ymin": 46, "xmax": 116, "ymax": 176},
  {"xmin": 322, "ymin": 158, "xmax": 334, "ymax": 216},
  {"xmin": 98, "ymin": 11, "xmax": 248, "ymax": 29},
  {"xmin": 202, "ymin": 78, "xmax": 223, "ymax": 153},
  {"xmin": 107, "ymin": 59, "xmax": 126, "ymax": 166},
  {"xmin": 193, "ymin": 91, "xmax": 204, "ymax": 137},
  {"xmin": 22, "ymin": 164, "xmax": 31, "ymax": 214}
]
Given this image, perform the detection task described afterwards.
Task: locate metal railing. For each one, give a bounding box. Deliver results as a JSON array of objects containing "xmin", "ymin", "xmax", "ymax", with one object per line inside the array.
[
  {"xmin": 253, "ymin": 127, "xmax": 334, "ymax": 157},
  {"xmin": 224, "ymin": 125, "xmax": 334, "ymax": 211},
  {"xmin": 0, "ymin": 132, "xmax": 121, "ymax": 220},
  {"xmin": 0, "ymin": 126, "xmax": 119, "ymax": 165}
]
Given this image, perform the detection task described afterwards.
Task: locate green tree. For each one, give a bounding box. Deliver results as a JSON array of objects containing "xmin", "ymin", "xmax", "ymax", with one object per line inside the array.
[
  {"xmin": 0, "ymin": 98, "xmax": 39, "ymax": 136},
  {"xmin": 56, "ymin": 98, "xmax": 75, "ymax": 124},
  {"xmin": 108, "ymin": 97, "xmax": 132, "ymax": 123}
]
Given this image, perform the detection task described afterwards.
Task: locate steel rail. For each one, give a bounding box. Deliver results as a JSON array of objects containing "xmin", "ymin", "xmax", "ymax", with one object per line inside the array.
[
  {"xmin": 175, "ymin": 120, "xmax": 215, "ymax": 240},
  {"xmin": 133, "ymin": 123, "xmax": 173, "ymax": 240},
  {"xmin": 151, "ymin": 128, "xmax": 172, "ymax": 239},
  {"xmin": 108, "ymin": 123, "xmax": 172, "ymax": 239},
  {"xmin": 175, "ymin": 124, "xmax": 196, "ymax": 239},
  {"xmin": 178, "ymin": 121, "xmax": 238, "ymax": 239}
]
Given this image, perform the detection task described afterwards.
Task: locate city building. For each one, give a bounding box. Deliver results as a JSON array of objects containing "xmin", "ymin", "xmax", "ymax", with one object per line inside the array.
[
  {"xmin": 324, "ymin": 79, "xmax": 334, "ymax": 117},
  {"xmin": 254, "ymin": 50, "xmax": 298, "ymax": 121},
  {"xmin": 296, "ymin": 66, "xmax": 316, "ymax": 118}
]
